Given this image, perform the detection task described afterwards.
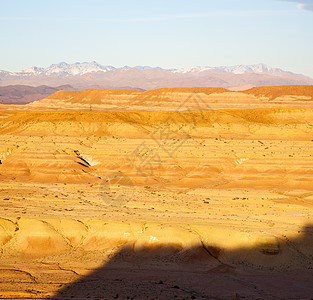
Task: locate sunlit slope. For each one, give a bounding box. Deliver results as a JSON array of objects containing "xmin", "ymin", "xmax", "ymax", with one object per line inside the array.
[
  {"xmin": 0, "ymin": 107, "xmax": 312, "ymax": 190},
  {"xmin": 244, "ymin": 85, "xmax": 313, "ymax": 99},
  {"xmin": 0, "ymin": 107, "xmax": 312, "ymax": 135},
  {"xmin": 1, "ymin": 102, "xmax": 313, "ymax": 298},
  {"xmin": 27, "ymin": 85, "xmax": 313, "ymax": 110},
  {"xmin": 28, "ymin": 89, "xmax": 143, "ymax": 110}
]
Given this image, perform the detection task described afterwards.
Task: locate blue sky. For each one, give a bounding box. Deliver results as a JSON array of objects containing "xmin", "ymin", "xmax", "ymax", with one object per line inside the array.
[{"xmin": 1, "ymin": 0, "xmax": 313, "ymax": 77}]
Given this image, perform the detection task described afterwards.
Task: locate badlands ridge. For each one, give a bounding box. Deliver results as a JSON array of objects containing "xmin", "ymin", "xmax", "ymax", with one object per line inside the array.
[{"xmin": 0, "ymin": 86, "xmax": 313, "ymax": 299}]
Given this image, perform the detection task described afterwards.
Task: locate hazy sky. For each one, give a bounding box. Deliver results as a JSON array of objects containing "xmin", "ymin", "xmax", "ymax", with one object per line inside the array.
[{"xmin": 1, "ymin": 0, "xmax": 313, "ymax": 77}]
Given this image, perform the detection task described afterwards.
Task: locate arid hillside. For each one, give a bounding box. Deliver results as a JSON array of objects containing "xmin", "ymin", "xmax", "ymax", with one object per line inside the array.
[
  {"xmin": 25, "ymin": 85, "xmax": 313, "ymax": 111},
  {"xmin": 0, "ymin": 86, "xmax": 313, "ymax": 299}
]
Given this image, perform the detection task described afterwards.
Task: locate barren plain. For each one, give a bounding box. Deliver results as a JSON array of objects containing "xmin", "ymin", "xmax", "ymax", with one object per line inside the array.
[{"xmin": 0, "ymin": 86, "xmax": 313, "ymax": 299}]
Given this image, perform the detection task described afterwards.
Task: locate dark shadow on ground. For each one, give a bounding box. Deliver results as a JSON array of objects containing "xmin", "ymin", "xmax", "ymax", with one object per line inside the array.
[{"xmin": 51, "ymin": 224, "xmax": 313, "ymax": 299}]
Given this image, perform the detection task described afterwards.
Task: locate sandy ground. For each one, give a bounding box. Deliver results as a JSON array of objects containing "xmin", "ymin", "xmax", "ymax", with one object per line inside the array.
[{"xmin": 0, "ymin": 88, "xmax": 313, "ymax": 299}]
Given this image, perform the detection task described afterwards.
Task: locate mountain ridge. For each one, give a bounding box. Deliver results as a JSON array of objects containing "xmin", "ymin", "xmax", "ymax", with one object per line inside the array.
[
  {"xmin": 0, "ymin": 84, "xmax": 74, "ymax": 104},
  {"xmin": 0, "ymin": 62, "xmax": 312, "ymax": 98},
  {"xmin": 1, "ymin": 61, "xmax": 307, "ymax": 77}
]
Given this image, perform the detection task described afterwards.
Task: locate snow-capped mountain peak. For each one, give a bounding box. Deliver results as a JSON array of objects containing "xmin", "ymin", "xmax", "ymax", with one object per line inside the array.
[
  {"xmin": 16, "ymin": 66, "xmax": 44, "ymax": 75},
  {"xmin": 174, "ymin": 63, "xmax": 292, "ymax": 76},
  {"xmin": 0, "ymin": 62, "xmax": 303, "ymax": 79},
  {"xmin": 0, "ymin": 61, "xmax": 312, "ymax": 91},
  {"xmin": 11, "ymin": 62, "xmax": 116, "ymax": 77},
  {"xmin": 218, "ymin": 63, "xmax": 289, "ymax": 75},
  {"xmin": 44, "ymin": 61, "xmax": 115, "ymax": 76},
  {"xmin": 174, "ymin": 66, "xmax": 214, "ymax": 73}
]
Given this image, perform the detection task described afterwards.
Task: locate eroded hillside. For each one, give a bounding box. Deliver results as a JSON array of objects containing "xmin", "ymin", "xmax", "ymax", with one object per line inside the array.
[{"xmin": 0, "ymin": 86, "xmax": 313, "ymax": 298}]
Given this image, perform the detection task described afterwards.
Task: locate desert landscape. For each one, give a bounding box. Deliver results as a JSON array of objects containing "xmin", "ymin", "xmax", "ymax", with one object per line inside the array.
[{"xmin": 0, "ymin": 86, "xmax": 313, "ymax": 299}]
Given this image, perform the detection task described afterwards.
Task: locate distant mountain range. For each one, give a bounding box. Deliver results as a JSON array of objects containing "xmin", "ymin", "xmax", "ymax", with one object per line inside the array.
[
  {"xmin": 0, "ymin": 85, "xmax": 73, "ymax": 104},
  {"xmin": 0, "ymin": 61, "xmax": 306, "ymax": 77},
  {"xmin": 0, "ymin": 62, "xmax": 312, "ymax": 104}
]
